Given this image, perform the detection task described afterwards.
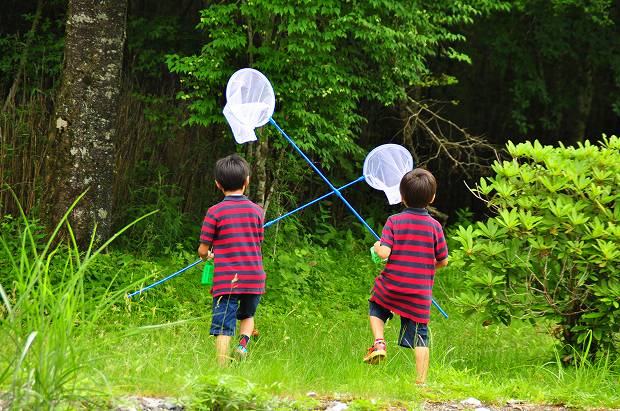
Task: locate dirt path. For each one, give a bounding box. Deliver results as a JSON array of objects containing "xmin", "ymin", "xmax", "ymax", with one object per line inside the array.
[{"xmin": 113, "ymin": 396, "xmax": 581, "ymax": 411}]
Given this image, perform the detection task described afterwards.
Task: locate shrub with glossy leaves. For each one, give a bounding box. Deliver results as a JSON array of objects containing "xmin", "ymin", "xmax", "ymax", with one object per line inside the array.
[{"xmin": 452, "ymin": 136, "xmax": 620, "ymax": 360}]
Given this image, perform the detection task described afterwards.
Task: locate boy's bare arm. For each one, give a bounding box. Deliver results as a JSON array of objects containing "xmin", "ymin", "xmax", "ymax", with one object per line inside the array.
[
  {"xmin": 435, "ymin": 258, "xmax": 448, "ymax": 268},
  {"xmin": 198, "ymin": 243, "xmax": 214, "ymax": 260},
  {"xmin": 373, "ymin": 241, "xmax": 392, "ymax": 260}
]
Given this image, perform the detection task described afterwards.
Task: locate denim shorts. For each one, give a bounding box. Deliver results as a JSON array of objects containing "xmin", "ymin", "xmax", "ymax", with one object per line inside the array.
[
  {"xmin": 369, "ymin": 300, "xmax": 428, "ymax": 348},
  {"xmin": 210, "ymin": 294, "xmax": 261, "ymax": 336}
]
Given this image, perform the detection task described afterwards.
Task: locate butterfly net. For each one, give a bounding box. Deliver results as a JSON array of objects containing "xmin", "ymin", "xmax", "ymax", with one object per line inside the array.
[
  {"xmin": 363, "ymin": 144, "xmax": 414, "ymax": 205},
  {"xmin": 223, "ymin": 68, "xmax": 276, "ymax": 144}
]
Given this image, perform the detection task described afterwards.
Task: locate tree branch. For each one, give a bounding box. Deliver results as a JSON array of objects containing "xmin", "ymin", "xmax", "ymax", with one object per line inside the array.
[{"xmin": 400, "ymin": 96, "xmax": 497, "ymax": 178}]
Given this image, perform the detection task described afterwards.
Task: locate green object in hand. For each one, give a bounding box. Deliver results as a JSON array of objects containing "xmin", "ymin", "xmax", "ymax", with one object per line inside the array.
[
  {"xmin": 370, "ymin": 246, "xmax": 383, "ymax": 264},
  {"xmin": 201, "ymin": 259, "xmax": 214, "ymax": 285}
]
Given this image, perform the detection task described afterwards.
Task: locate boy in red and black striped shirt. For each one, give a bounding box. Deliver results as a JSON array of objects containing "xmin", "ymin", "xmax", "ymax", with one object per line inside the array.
[
  {"xmin": 198, "ymin": 154, "xmax": 265, "ymax": 365},
  {"xmin": 363, "ymin": 168, "xmax": 448, "ymax": 385}
]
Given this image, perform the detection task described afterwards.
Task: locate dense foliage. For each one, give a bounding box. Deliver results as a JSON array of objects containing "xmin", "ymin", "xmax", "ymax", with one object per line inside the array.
[
  {"xmin": 2, "ymin": 0, "xmax": 619, "ymax": 233},
  {"xmin": 166, "ymin": 0, "xmax": 507, "ymax": 167},
  {"xmin": 452, "ymin": 136, "xmax": 620, "ymax": 359},
  {"xmin": 447, "ymin": 0, "xmax": 620, "ymax": 144}
]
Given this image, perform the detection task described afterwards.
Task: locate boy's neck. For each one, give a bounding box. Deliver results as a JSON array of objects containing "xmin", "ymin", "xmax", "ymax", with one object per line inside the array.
[{"xmin": 223, "ymin": 189, "xmax": 245, "ymax": 196}]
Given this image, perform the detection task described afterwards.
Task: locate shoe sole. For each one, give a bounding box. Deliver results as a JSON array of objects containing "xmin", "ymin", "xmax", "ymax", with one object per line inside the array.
[{"xmin": 363, "ymin": 349, "xmax": 386, "ymax": 364}]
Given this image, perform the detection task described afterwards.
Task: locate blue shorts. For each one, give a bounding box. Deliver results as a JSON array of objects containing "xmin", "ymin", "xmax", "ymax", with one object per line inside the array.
[
  {"xmin": 210, "ymin": 294, "xmax": 261, "ymax": 336},
  {"xmin": 369, "ymin": 300, "xmax": 428, "ymax": 348}
]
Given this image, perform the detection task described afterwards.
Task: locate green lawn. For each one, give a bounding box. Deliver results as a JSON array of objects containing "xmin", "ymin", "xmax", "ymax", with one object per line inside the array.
[
  {"xmin": 89, "ymin": 268, "xmax": 619, "ymax": 409},
  {"xmin": 2, "ymin": 246, "xmax": 619, "ymax": 409}
]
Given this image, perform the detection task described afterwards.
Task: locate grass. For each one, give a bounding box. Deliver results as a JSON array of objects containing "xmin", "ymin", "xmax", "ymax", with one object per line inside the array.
[
  {"xmin": 85, "ymin": 268, "xmax": 619, "ymax": 410},
  {"xmin": 0, "ymin": 193, "xmax": 156, "ymax": 409},
  {"xmin": 1, "ymin": 212, "xmax": 619, "ymax": 409}
]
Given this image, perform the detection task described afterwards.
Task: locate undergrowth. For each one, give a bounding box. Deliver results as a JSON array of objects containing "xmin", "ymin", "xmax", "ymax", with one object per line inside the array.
[{"xmin": 1, "ymin": 209, "xmax": 618, "ymax": 409}]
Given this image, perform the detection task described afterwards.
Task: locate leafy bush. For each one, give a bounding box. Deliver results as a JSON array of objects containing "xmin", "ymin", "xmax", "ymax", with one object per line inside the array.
[
  {"xmin": 261, "ymin": 220, "xmax": 376, "ymax": 317},
  {"xmin": 452, "ymin": 136, "xmax": 620, "ymax": 360},
  {"xmin": 166, "ymin": 0, "xmax": 506, "ymax": 168},
  {"xmin": 115, "ymin": 172, "xmax": 192, "ymax": 255}
]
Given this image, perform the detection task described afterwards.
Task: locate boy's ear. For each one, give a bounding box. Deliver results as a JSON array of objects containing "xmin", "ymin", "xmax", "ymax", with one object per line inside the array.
[
  {"xmin": 244, "ymin": 175, "xmax": 250, "ymax": 187},
  {"xmin": 215, "ymin": 180, "xmax": 224, "ymax": 191},
  {"xmin": 430, "ymin": 194, "xmax": 436, "ymax": 204}
]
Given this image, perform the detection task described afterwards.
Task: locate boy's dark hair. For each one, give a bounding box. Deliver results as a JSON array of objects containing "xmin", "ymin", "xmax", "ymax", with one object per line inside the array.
[
  {"xmin": 214, "ymin": 154, "xmax": 250, "ymax": 191},
  {"xmin": 400, "ymin": 168, "xmax": 437, "ymax": 208}
]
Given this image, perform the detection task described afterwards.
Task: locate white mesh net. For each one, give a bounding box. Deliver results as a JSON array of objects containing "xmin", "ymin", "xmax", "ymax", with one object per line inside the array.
[
  {"xmin": 363, "ymin": 144, "xmax": 414, "ymax": 205},
  {"xmin": 223, "ymin": 68, "xmax": 276, "ymax": 144}
]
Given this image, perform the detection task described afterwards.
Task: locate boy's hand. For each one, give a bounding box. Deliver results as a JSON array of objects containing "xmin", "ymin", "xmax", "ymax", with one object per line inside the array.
[
  {"xmin": 373, "ymin": 240, "xmax": 392, "ymax": 260},
  {"xmin": 198, "ymin": 243, "xmax": 214, "ymax": 260}
]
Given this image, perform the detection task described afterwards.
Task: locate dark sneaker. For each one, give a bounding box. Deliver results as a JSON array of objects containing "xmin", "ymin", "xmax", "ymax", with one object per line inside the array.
[{"xmin": 363, "ymin": 341, "xmax": 387, "ymax": 364}]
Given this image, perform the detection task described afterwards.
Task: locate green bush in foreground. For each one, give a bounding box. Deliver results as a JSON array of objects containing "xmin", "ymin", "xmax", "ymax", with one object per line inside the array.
[
  {"xmin": 0, "ymin": 192, "xmax": 155, "ymax": 409},
  {"xmin": 453, "ymin": 136, "xmax": 620, "ymax": 361},
  {"xmin": 191, "ymin": 375, "xmax": 319, "ymax": 410}
]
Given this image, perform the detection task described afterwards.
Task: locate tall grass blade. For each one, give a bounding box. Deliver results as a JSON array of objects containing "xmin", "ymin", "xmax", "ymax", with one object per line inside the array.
[
  {"xmin": 12, "ymin": 331, "xmax": 37, "ymax": 388},
  {"xmin": 0, "ymin": 282, "xmax": 12, "ymax": 317}
]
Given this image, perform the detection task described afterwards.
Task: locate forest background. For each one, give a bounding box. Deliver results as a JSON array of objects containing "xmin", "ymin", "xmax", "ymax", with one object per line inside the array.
[
  {"xmin": 0, "ymin": 0, "xmax": 619, "ymax": 409},
  {"xmin": 2, "ymin": 0, "xmax": 619, "ymax": 233}
]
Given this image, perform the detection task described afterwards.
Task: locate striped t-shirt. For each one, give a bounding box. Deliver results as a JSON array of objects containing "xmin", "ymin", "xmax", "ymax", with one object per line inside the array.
[
  {"xmin": 199, "ymin": 195, "xmax": 265, "ymax": 297},
  {"xmin": 370, "ymin": 208, "xmax": 448, "ymax": 324}
]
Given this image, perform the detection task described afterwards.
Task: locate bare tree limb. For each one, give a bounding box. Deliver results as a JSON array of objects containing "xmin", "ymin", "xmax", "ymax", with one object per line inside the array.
[{"xmin": 400, "ymin": 95, "xmax": 498, "ymax": 178}]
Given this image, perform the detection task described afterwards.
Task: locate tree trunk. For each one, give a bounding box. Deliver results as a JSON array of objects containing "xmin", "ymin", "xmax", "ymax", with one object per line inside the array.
[
  {"xmin": 245, "ymin": 141, "xmax": 255, "ymax": 199},
  {"xmin": 44, "ymin": 0, "xmax": 127, "ymax": 248},
  {"xmin": 568, "ymin": 66, "xmax": 593, "ymax": 144},
  {"xmin": 253, "ymin": 134, "xmax": 269, "ymax": 207}
]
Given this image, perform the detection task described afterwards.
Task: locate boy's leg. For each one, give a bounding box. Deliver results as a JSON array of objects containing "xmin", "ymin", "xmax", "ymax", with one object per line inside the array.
[
  {"xmin": 414, "ymin": 323, "xmax": 429, "ymax": 384},
  {"xmin": 369, "ymin": 315, "xmax": 385, "ymax": 341},
  {"xmin": 398, "ymin": 318, "xmax": 429, "ymax": 384},
  {"xmin": 210, "ymin": 295, "xmax": 238, "ymax": 365},
  {"xmin": 364, "ymin": 301, "xmax": 392, "ymax": 364},
  {"xmin": 239, "ymin": 316, "xmax": 254, "ymax": 337},
  {"xmin": 234, "ymin": 294, "xmax": 261, "ymax": 356},
  {"xmin": 415, "ymin": 346, "xmax": 430, "ymax": 384},
  {"xmin": 215, "ymin": 335, "xmax": 232, "ymax": 365}
]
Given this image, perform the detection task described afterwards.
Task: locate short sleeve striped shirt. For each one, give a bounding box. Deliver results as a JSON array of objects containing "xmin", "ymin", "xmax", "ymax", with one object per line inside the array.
[
  {"xmin": 199, "ymin": 195, "xmax": 265, "ymax": 297},
  {"xmin": 370, "ymin": 208, "xmax": 448, "ymax": 324}
]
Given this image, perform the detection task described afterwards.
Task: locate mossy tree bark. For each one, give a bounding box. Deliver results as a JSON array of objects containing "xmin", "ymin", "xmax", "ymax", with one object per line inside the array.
[{"xmin": 45, "ymin": 0, "xmax": 127, "ymax": 248}]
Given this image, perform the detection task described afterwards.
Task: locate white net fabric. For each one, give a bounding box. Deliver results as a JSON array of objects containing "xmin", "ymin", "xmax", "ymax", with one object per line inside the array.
[
  {"xmin": 223, "ymin": 68, "xmax": 276, "ymax": 144},
  {"xmin": 363, "ymin": 144, "xmax": 414, "ymax": 205}
]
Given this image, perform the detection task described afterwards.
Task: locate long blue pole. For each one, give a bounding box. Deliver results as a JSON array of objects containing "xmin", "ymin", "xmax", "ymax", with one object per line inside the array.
[
  {"xmin": 127, "ymin": 259, "xmax": 203, "ymax": 298},
  {"xmin": 127, "ymin": 177, "xmax": 364, "ymax": 298},
  {"xmin": 264, "ymin": 176, "xmax": 365, "ymax": 228},
  {"xmin": 269, "ymin": 118, "xmax": 448, "ymax": 319},
  {"xmin": 269, "ymin": 119, "xmax": 378, "ymax": 236}
]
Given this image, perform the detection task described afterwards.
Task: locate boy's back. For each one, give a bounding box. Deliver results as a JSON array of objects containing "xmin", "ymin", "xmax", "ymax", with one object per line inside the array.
[
  {"xmin": 197, "ymin": 153, "xmax": 265, "ymax": 365},
  {"xmin": 364, "ymin": 168, "xmax": 448, "ymax": 384},
  {"xmin": 200, "ymin": 195, "xmax": 265, "ymax": 297},
  {"xmin": 370, "ymin": 208, "xmax": 447, "ymax": 324}
]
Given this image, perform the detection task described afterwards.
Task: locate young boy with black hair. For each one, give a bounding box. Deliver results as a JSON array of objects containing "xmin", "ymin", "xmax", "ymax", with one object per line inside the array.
[
  {"xmin": 363, "ymin": 168, "xmax": 448, "ymax": 385},
  {"xmin": 198, "ymin": 154, "xmax": 265, "ymax": 365}
]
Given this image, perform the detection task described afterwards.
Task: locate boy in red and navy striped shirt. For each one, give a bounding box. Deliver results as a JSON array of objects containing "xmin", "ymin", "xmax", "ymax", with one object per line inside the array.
[
  {"xmin": 197, "ymin": 154, "xmax": 265, "ymax": 365},
  {"xmin": 363, "ymin": 168, "xmax": 448, "ymax": 385}
]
